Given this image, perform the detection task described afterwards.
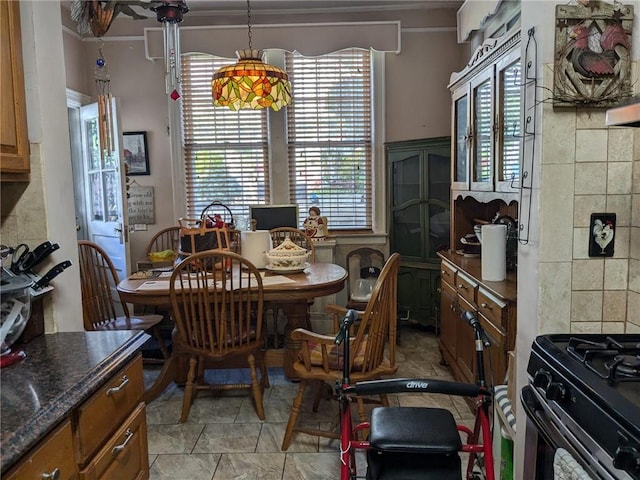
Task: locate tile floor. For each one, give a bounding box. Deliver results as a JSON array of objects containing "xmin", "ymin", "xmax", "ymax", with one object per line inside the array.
[{"xmin": 143, "ymin": 326, "xmax": 475, "ymax": 480}]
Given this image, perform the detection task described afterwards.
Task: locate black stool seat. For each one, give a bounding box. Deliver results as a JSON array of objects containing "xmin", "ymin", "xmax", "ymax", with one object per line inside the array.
[{"xmin": 369, "ymin": 407, "xmax": 462, "ymax": 453}]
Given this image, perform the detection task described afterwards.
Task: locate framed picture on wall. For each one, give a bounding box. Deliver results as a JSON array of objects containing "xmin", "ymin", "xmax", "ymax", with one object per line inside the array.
[
  {"xmin": 589, "ymin": 213, "xmax": 616, "ymax": 257},
  {"xmin": 123, "ymin": 131, "xmax": 150, "ymax": 175}
]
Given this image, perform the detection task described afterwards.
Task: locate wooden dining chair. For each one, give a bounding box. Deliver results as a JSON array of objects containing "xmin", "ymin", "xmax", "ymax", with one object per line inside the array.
[
  {"xmin": 346, "ymin": 247, "xmax": 385, "ymax": 311},
  {"xmin": 77, "ymin": 240, "xmax": 169, "ymax": 360},
  {"xmin": 281, "ymin": 252, "xmax": 401, "ymax": 451},
  {"xmin": 146, "ymin": 226, "xmax": 181, "ymax": 256},
  {"xmin": 169, "ymin": 250, "xmax": 269, "ymax": 422},
  {"xmin": 269, "ymin": 227, "xmax": 316, "ymax": 263}
]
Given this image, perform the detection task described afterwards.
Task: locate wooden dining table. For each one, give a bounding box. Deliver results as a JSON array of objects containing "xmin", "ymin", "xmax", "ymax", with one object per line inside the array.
[{"xmin": 117, "ymin": 262, "xmax": 347, "ymax": 401}]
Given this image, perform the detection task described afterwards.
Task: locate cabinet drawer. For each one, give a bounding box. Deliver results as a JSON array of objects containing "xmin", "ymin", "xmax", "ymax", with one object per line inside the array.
[
  {"xmin": 80, "ymin": 402, "xmax": 149, "ymax": 480},
  {"xmin": 5, "ymin": 419, "xmax": 78, "ymax": 480},
  {"xmin": 477, "ymin": 310, "xmax": 504, "ymax": 348},
  {"xmin": 477, "ymin": 288, "xmax": 507, "ymax": 333},
  {"xmin": 455, "ymin": 272, "xmax": 477, "ymax": 305},
  {"xmin": 440, "ymin": 261, "xmax": 456, "ymax": 288},
  {"xmin": 76, "ymin": 356, "xmax": 144, "ymax": 464}
]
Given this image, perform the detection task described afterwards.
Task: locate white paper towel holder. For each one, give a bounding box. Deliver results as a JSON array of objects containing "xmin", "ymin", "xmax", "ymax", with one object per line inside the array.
[{"xmin": 480, "ymin": 224, "xmax": 507, "ymax": 282}]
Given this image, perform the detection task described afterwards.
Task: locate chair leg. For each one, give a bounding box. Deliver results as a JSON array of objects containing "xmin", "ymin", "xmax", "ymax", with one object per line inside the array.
[
  {"xmin": 180, "ymin": 355, "xmax": 198, "ymax": 423},
  {"xmin": 281, "ymin": 380, "xmax": 308, "ymax": 451},
  {"xmin": 248, "ymin": 353, "xmax": 265, "ymax": 420},
  {"xmin": 311, "ymin": 380, "xmax": 324, "ymax": 412},
  {"xmin": 259, "ymin": 352, "xmax": 270, "ymax": 390},
  {"xmin": 355, "ymin": 397, "xmax": 367, "ymax": 423}
]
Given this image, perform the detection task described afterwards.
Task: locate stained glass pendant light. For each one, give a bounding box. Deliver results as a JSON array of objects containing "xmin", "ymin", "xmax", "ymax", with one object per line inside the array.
[{"xmin": 212, "ymin": 0, "xmax": 292, "ymax": 111}]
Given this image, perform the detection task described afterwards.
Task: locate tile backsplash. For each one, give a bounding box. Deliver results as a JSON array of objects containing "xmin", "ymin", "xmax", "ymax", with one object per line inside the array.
[
  {"xmin": 539, "ymin": 63, "xmax": 640, "ymax": 331},
  {"xmin": 1, "ymin": 143, "xmax": 55, "ymax": 333}
]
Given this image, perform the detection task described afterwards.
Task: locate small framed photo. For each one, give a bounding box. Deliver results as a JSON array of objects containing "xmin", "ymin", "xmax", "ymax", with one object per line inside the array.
[
  {"xmin": 589, "ymin": 213, "xmax": 616, "ymax": 257},
  {"xmin": 123, "ymin": 131, "xmax": 150, "ymax": 175}
]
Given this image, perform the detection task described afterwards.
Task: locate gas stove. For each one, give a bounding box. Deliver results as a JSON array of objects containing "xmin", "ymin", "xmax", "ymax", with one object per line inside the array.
[{"xmin": 522, "ymin": 334, "xmax": 640, "ymax": 480}]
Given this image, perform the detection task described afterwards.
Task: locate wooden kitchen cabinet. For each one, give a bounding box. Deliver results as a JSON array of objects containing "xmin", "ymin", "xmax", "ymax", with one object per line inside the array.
[
  {"xmin": 4, "ymin": 420, "xmax": 79, "ymax": 480},
  {"xmin": 0, "ymin": 0, "xmax": 30, "ymax": 180},
  {"xmin": 439, "ymin": 281, "xmax": 457, "ymax": 358},
  {"xmin": 75, "ymin": 357, "xmax": 146, "ymax": 464},
  {"xmin": 449, "ymin": 29, "xmax": 521, "ymax": 196},
  {"xmin": 4, "ymin": 355, "xmax": 149, "ymax": 480},
  {"xmin": 448, "ymin": 22, "xmax": 521, "ymax": 253},
  {"xmin": 437, "ymin": 251, "xmax": 516, "ymax": 386}
]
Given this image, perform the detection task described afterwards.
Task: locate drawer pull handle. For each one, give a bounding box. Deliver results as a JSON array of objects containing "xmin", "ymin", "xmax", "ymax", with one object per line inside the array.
[
  {"xmin": 111, "ymin": 429, "xmax": 134, "ymax": 456},
  {"xmin": 458, "ymin": 284, "xmax": 466, "ymax": 290},
  {"xmin": 42, "ymin": 469, "xmax": 60, "ymax": 480},
  {"xmin": 450, "ymin": 304, "xmax": 455, "ymax": 311},
  {"xmin": 106, "ymin": 375, "xmax": 130, "ymax": 396},
  {"xmin": 481, "ymin": 302, "xmax": 490, "ymax": 309},
  {"xmin": 441, "ymin": 270, "xmax": 448, "ymax": 275}
]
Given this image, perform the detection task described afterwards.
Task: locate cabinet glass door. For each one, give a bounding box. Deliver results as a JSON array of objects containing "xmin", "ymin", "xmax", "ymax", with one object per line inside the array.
[
  {"xmin": 472, "ymin": 73, "xmax": 493, "ymax": 191},
  {"xmin": 496, "ymin": 52, "xmax": 522, "ymax": 192},
  {"xmin": 452, "ymin": 88, "xmax": 469, "ymax": 189},
  {"xmin": 390, "ymin": 151, "xmax": 422, "ymax": 260}
]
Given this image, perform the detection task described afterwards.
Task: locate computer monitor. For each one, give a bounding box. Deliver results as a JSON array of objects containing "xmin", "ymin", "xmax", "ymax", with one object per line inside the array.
[{"xmin": 249, "ymin": 204, "xmax": 299, "ymax": 231}]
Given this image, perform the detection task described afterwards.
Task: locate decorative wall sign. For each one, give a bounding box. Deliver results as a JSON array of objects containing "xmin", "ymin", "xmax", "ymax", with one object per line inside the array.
[
  {"xmin": 128, "ymin": 186, "xmax": 156, "ymax": 224},
  {"xmin": 123, "ymin": 131, "xmax": 150, "ymax": 175},
  {"xmin": 589, "ymin": 213, "xmax": 615, "ymax": 257},
  {"xmin": 553, "ymin": 1, "xmax": 634, "ymax": 108}
]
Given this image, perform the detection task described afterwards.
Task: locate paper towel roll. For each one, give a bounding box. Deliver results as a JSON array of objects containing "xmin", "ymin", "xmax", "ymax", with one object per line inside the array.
[
  {"xmin": 481, "ymin": 224, "xmax": 507, "ymax": 281},
  {"xmin": 240, "ymin": 230, "xmax": 272, "ymax": 269}
]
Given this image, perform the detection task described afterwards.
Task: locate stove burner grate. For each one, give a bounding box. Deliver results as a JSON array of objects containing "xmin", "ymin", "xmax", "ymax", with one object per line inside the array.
[
  {"xmin": 567, "ymin": 336, "xmax": 640, "ymax": 384},
  {"xmin": 604, "ymin": 355, "xmax": 640, "ymax": 381}
]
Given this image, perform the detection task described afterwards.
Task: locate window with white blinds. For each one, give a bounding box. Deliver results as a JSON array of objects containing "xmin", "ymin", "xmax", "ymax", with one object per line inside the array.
[
  {"xmin": 285, "ymin": 49, "xmax": 372, "ymax": 231},
  {"xmin": 181, "ymin": 54, "xmax": 269, "ymax": 219}
]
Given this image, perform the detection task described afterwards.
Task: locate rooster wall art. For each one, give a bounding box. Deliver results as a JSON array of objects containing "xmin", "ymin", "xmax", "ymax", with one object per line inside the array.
[
  {"xmin": 553, "ymin": 1, "xmax": 633, "ymax": 107},
  {"xmin": 589, "ymin": 214, "xmax": 616, "ymax": 257}
]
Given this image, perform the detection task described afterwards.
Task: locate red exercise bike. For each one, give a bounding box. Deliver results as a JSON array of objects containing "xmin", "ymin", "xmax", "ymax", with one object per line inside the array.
[{"xmin": 335, "ymin": 309, "xmax": 495, "ymax": 480}]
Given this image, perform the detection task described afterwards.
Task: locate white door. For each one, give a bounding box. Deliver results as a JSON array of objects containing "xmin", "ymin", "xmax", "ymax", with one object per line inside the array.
[{"xmin": 79, "ymin": 98, "xmax": 130, "ymax": 282}]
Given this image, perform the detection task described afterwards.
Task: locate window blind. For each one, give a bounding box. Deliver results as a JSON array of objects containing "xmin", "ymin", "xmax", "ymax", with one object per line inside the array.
[
  {"xmin": 181, "ymin": 54, "xmax": 269, "ymax": 219},
  {"xmin": 474, "ymin": 79, "xmax": 492, "ymax": 183},
  {"xmin": 285, "ymin": 49, "xmax": 372, "ymax": 230},
  {"xmin": 500, "ymin": 61, "xmax": 521, "ymax": 183}
]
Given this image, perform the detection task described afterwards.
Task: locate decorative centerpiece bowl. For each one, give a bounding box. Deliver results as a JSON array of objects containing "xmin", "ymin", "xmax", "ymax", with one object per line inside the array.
[{"xmin": 265, "ymin": 238, "xmax": 310, "ymax": 271}]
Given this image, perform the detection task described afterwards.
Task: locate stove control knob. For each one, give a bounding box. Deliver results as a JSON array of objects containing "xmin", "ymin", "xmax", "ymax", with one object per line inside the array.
[
  {"xmin": 546, "ymin": 382, "xmax": 568, "ymax": 403},
  {"xmin": 533, "ymin": 370, "xmax": 552, "ymax": 390},
  {"xmin": 613, "ymin": 446, "xmax": 640, "ymax": 473}
]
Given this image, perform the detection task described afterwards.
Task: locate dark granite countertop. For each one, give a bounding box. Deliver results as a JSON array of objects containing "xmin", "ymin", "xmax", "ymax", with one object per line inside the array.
[{"xmin": 0, "ymin": 330, "xmax": 149, "ymax": 473}]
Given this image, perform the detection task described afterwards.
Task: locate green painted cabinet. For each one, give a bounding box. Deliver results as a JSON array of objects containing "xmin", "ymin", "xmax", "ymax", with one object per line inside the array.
[{"xmin": 387, "ymin": 137, "xmax": 451, "ymax": 329}]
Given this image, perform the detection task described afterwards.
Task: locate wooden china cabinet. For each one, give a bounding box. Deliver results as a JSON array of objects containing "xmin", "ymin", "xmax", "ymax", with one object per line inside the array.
[
  {"xmin": 386, "ymin": 137, "xmax": 451, "ymax": 330},
  {"xmin": 0, "ymin": 0, "xmax": 30, "ymax": 181},
  {"xmin": 439, "ymin": 20, "xmax": 521, "ymax": 386}
]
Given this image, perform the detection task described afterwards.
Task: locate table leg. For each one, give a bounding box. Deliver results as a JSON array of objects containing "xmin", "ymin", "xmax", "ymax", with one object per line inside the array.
[
  {"xmin": 143, "ymin": 353, "xmax": 178, "ymax": 403},
  {"xmin": 281, "ymin": 300, "xmax": 311, "ymax": 381}
]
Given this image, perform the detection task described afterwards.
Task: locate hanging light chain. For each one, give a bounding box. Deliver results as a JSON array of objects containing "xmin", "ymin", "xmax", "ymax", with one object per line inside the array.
[{"xmin": 246, "ymin": 0, "xmax": 252, "ymax": 50}]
